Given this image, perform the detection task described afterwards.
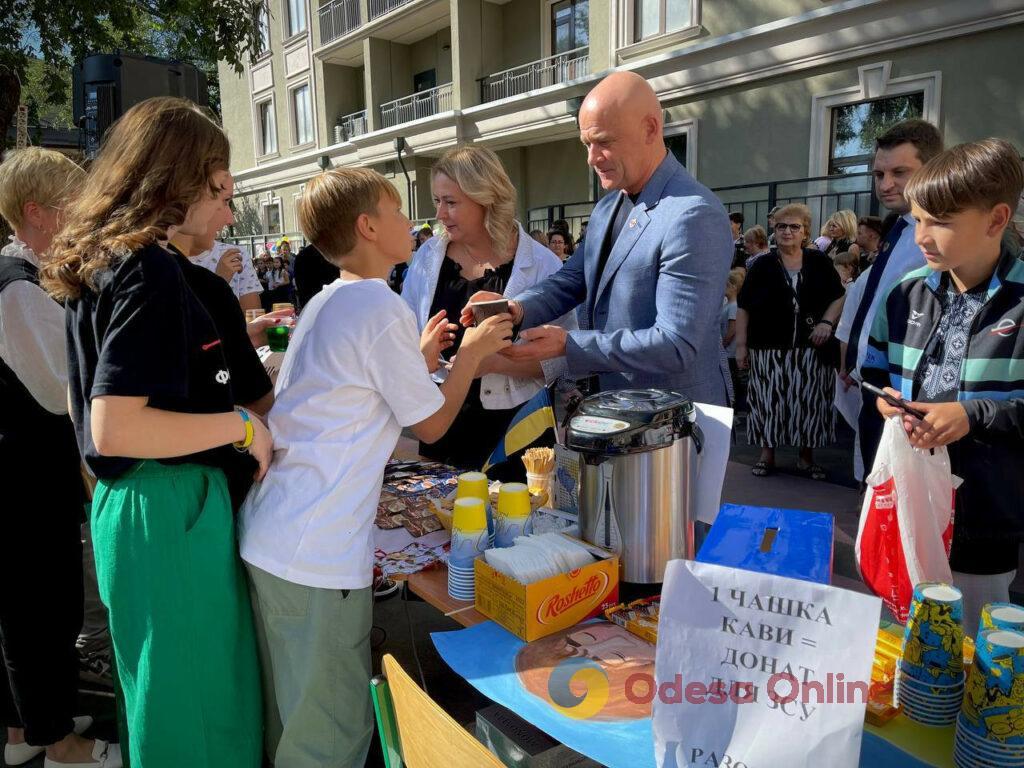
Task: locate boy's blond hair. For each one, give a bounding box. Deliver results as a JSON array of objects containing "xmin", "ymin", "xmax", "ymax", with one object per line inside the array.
[
  {"xmin": 297, "ymin": 168, "xmax": 401, "ymax": 266},
  {"xmin": 725, "ymin": 267, "xmax": 745, "ymax": 300},
  {"xmin": 0, "ymin": 147, "xmax": 86, "ymax": 229}
]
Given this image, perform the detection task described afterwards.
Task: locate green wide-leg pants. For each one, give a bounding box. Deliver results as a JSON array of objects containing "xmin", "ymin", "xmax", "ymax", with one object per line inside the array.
[{"xmin": 92, "ymin": 461, "xmax": 262, "ymax": 768}]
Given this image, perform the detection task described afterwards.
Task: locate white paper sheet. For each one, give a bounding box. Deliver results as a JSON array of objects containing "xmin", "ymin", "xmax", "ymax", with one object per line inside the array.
[
  {"xmin": 833, "ymin": 377, "xmax": 865, "ymax": 481},
  {"xmin": 653, "ymin": 560, "xmax": 880, "ymax": 768},
  {"xmin": 694, "ymin": 403, "xmax": 733, "ymax": 526}
]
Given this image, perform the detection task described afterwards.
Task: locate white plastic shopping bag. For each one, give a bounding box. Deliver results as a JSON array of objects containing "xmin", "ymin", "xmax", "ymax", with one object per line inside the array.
[{"xmin": 855, "ymin": 417, "xmax": 958, "ymax": 621}]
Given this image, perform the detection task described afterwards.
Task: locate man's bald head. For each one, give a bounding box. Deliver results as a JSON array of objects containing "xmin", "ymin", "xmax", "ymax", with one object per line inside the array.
[{"xmin": 579, "ymin": 73, "xmax": 667, "ymax": 195}]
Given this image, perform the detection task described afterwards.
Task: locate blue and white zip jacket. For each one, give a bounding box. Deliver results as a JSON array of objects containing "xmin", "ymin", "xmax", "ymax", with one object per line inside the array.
[{"xmin": 861, "ymin": 243, "xmax": 1024, "ymax": 541}]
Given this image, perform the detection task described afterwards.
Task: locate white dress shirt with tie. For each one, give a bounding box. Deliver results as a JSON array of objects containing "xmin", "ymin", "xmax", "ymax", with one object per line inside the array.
[
  {"xmin": 837, "ymin": 213, "xmax": 921, "ymax": 370},
  {"xmin": 834, "ymin": 213, "xmax": 922, "ymax": 480}
]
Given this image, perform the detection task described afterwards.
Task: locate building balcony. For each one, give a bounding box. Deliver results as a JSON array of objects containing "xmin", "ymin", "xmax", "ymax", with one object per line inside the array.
[
  {"xmin": 379, "ymin": 82, "xmax": 453, "ymax": 129},
  {"xmin": 319, "ymin": 0, "xmax": 362, "ymax": 46},
  {"xmin": 369, "ymin": 0, "xmax": 415, "ymax": 21},
  {"xmin": 478, "ymin": 47, "xmax": 590, "ymax": 104},
  {"xmin": 315, "ymin": 0, "xmax": 449, "ymax": 66},
  {"xmin": 333, "ymin": 109, "xmax": 369, "ymax": 143}
]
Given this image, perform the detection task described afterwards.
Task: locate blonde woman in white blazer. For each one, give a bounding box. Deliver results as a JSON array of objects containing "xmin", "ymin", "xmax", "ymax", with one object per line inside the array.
[{"xmin": 402, "ymin": 146, "xmax": 574, "ymax": 479}]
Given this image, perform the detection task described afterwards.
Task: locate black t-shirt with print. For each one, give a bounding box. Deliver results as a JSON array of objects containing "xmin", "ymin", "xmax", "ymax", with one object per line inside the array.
[
  {"xmin": 67, "ymin": 243, "xmax": 243, "ymax": 480},
  {"xmin": 170, "ymin": 244, "xmax": 274, "ymax": 506},
  {"xmin": 167, "ymin": 245, "xmax": 272, "ymax": 406}
]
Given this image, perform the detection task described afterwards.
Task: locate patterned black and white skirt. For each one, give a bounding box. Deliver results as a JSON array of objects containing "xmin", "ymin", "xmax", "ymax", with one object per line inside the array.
[{"xmin": 747, "ymin": 347, "xmax": 835, "ymax": 448}]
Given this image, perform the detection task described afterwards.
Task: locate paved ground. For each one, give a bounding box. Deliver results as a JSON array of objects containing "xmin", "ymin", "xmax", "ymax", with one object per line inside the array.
[{"xmin": 5, "ymin": 420, "xmax": 1021, "ymax": 767}]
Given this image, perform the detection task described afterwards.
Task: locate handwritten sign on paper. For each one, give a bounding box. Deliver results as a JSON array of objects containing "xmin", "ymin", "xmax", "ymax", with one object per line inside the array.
[{"xmin": 653, "ymin": 561, "xmax": 880, "ymax": 768}]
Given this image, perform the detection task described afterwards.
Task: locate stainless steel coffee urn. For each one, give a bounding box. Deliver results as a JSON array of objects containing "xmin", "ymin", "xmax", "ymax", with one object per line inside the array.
[{"xmin": 564, "ymin": 389, "xmax": 703, "ymax": 584}]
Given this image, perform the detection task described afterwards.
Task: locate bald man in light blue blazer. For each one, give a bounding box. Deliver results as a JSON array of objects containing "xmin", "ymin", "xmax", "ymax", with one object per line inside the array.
[{"xmin": 463, "ymin": 72, "xmax": 733, "ymax": 405}]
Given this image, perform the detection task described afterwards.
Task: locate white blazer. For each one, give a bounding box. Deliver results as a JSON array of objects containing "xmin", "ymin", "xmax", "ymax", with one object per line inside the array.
[{"xmin": 402, "ymin": 222, "xmax": 575, "ymax": 410}]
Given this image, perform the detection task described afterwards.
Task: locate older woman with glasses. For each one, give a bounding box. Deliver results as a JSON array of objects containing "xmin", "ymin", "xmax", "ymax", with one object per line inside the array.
[{"xmin": 734, "ymin": 204, "xmax": 846, "ymax": 480}]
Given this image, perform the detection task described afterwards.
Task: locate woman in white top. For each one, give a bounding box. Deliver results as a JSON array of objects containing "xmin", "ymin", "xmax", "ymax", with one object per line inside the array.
[{"xmin": 402, "ymin": 146, "xmax": 574, "ymax": 480}]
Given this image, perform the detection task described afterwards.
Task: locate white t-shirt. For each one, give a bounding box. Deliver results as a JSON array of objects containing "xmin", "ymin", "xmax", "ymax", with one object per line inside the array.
[
  {"xmin": 190, "ymin": 241, "xmax": 264, "ymax": 298},
  {"xmin": 239, "ymin": 278, "xmax": 445, "ymax": 589}
]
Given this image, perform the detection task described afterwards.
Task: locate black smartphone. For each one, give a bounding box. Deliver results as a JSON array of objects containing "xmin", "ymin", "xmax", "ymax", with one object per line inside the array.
[{"xmin": 858, "ymin": 380, "xmax": 927, "ymax": 420}]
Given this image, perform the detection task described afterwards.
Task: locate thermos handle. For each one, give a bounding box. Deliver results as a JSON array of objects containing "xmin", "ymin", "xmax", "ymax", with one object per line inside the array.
[{"xmin": 690, "ymin": 423, "xmax": 704, "ymax": 454}]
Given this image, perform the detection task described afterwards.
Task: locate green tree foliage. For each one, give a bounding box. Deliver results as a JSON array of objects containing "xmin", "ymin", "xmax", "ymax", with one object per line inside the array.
[{"xmin": 1, "ymin": 1, "xmax": 262, "ymax": 140}]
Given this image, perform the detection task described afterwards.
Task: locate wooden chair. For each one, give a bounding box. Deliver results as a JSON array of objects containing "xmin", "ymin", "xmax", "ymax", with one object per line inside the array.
[{"xmin": 381, "ymin": 654, "xmax": 504, "ymax": 768}]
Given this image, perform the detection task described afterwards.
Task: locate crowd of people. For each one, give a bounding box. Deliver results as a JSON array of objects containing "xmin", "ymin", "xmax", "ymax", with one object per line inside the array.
[{"xmin": 0, "ymin": 65, "xmax": 1022, "ymax": 768}]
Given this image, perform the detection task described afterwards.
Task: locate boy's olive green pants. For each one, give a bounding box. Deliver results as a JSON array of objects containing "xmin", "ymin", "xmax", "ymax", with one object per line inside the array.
[{"xmin": 246, "ymin": 563, "xmax": 374, "ymax": 768}]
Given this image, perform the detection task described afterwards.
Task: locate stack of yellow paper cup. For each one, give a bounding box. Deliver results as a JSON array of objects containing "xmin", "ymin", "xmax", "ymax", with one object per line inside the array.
[
  {"xmin": 448, "ymin": 497, "xmax": 488, "ymax": 601},
  {"xmin": 495, "ymin": 483, "xmax": 532, "ymax": 548},
  {"xmin": 456, "ymin": 471, "xmax": 493, "ymax": 546}
]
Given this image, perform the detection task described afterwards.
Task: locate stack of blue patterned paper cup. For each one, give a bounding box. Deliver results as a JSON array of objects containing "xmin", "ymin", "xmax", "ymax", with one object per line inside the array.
[
  {"xmin": 447, "ymin": 497, "xmax": 488, "ymax": 602},
  {"xmin": 954, "ymin": 628, "xmax": 1024, "ymax": 768},
  {"xmin": 494, "ymin": 483, "xmax": 532, "ymax": 548},
  {"xmin": 896, "ymin": 583, "xmax": 965, "ymax": 727},
  {"xmin": 456, "ymin": 472, "xmax": 494, "ymax": 547},
  {"xmin": 981, "ymin": 603, "xmax": 1024, "ymax": 632}
]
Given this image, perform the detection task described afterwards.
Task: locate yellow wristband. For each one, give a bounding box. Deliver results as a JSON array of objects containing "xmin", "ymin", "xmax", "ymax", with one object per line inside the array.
[{"xmin": 233, "ymin": 408, "xmax": 254, "ymax": 450}]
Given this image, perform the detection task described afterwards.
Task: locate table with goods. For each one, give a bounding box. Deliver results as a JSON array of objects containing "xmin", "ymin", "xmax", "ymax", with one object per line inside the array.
[{"xmin": 369, "ymin": 387, "xmax": 1022, "ymax": 768}]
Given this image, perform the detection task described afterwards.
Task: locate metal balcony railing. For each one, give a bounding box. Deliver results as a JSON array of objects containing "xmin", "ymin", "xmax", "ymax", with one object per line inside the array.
[
  {"xmin": 333, "ymin": 110, "xmax": 368, "ymax": 143},
  {"xmin": 319, "ymin": 0, "xmax": 361, "ymax": 45},
  {"xmin": 526, "ymin": 173, "xmax": 885, "ymax": 238},
  {"xmin": 478, "ymin": 47, "xmax": 590, "ymax": 103},
  {"xmin": 369, "ymin": 0, "xmax": 414, "ymax": 20},
  {"xmin": 379, "ymin": 83, "xmax": 453, "ymax": 129}
]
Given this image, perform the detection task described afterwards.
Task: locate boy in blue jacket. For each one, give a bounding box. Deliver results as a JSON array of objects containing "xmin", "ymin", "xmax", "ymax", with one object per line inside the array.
[{"xmin": 861, "ymin": 138, "xmax": 1024, "ymax": 633}]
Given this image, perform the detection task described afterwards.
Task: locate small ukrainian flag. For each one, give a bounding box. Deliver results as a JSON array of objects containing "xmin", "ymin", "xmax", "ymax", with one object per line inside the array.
[{"xmin": 482, "ymin": 387, "xmax": 556, "ymax": 472}]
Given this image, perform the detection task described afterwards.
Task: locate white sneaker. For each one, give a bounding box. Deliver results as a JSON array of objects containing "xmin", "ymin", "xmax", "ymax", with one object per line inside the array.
[
  {"xmin": 42, "ymin": 739, "xmax": 122, "ymax": 768},
  {"xmin": 4, "ymin": 717, "xmax": 94, "ymax": 766}
]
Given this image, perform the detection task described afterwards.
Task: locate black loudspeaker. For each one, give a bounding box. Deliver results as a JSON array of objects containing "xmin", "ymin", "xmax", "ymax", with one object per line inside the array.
[{"xmin": 73, "ymin": 53, "xmax": 209, "ymax": 158}]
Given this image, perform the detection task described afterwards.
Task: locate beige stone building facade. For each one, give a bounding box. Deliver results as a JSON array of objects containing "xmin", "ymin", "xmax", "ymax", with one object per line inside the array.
[{"xmin": 217, "ymin": 0, "xmax": 1024, "ymax": 246}]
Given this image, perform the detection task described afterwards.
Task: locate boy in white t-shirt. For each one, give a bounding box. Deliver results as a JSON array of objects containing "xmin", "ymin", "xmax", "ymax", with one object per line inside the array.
[{"xmin": 238, "ymin": 168, "xmax": 513, "ymax": 767}]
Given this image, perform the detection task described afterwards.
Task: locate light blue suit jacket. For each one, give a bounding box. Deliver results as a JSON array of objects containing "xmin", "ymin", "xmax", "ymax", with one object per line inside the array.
[{"xmin": 515, "ymin": 153, "xmax": 733, "ymax": 405}]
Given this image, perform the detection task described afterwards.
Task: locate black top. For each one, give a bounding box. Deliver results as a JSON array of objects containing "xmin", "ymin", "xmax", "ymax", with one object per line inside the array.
[
  {"xmin": 0, "ymin": 256, "xmax": 85, "ymax": 514},
  {"xmin": 737, "ymin": 248, "xmax": 845, "ymax": 350},
  {"xmin": 67, "ymin": 243, "xmax": 251, "ymax": 480},
  {"xmin": 171, "ymin": 246, "xmax": 274, "ymax": 505},
  {"xmin": 823, "ymin": 238, "xmax": 853, "ymax": 258},
  {"xmin": 434, "ymin": 255, "xmax": 514, "ymax": 360},
  {"xmin": 169, "ymin": 246, "xmax": 272, "ymax": 406},
  {"xmin": 293, "ymin": 244, "xmax": 338, "ymax": 312},
  {"xmin": 419, "ymin": 253, "xmax": 526, "ymax": 480}
]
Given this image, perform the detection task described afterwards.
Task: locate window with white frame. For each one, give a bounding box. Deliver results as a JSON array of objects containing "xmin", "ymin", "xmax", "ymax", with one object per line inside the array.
[
  {"xmin": 255, "ymin": 3, "xmax": 271, "ymax": 57},
  {"xmin": 828, "ymin": 93, "xmax": 925, "ymax": 174},
  {"xmin": 263, "ymin": 200, "xmax": 283, "ymax": 234},
  {"xmin": 664, "ymin": 117, "xmax": 698, "ymax": 176},
  {"xmin": 807, "ymin": 61, "xmax": 941, "ymax": 176},
  {"xmin": 257, "ymin": 98, "xmax": 278, "ymax": 156},
  {"xmin": 286, "ymin": 0, "xmax": 307, "ymax": 37},
  {"xmin": 291, "ymin": 84, "xmax": 313, "ymax": 146},
  {"xmin": 632, "ymin": 0, "xmax": 693, "ymax": 42}
]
